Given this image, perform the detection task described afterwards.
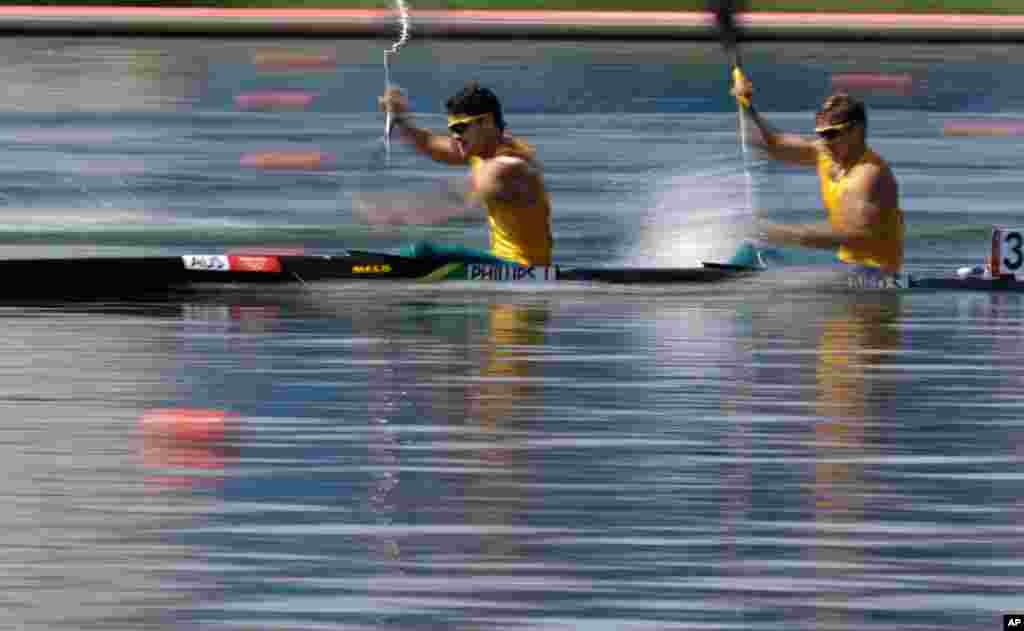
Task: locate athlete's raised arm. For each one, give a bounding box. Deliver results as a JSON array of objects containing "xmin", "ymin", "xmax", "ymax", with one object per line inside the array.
[
  {"xmin": 379, "ymin": 87, "xmax": 466, "ymax": 165},
  {"xmin": 731, "ymin": 69, "xmax": 818, "ymax": 167}
]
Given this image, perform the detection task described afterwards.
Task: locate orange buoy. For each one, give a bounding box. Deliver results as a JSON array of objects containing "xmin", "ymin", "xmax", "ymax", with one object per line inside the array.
[
  {"xmin": 139, "ymin": 407, "xmax": 240, "ymax": 488},
  {"xmin": 235, "ymin": 91, "xmax": 316, "ymax": 111},
  {"xmin": 831, "ymin": 73, "xmax": 915, "ymax": 96},
  {"xmin": 944, "ymin": 119, "xmax": 1024, "ymax": 137},
  {"xmin": 252, "ymin": 50, "xmax": 336, "ymax": 71},
  {"xmin": 140, "ymin": 407, "xmax": 236, "ymax": 443},
  {"xmin": 240, "ymin": 150, "xmax": 334, "ymax": 170}
]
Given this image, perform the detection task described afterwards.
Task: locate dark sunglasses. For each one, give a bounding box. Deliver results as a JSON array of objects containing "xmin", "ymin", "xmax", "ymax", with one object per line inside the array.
[
  {"xmin": 816, "ymin": 125, "xmax": 853, "ymax": 141},
  {"xmin": 448, "ymin": 113, "xmax": 489, "ymax": 136}
]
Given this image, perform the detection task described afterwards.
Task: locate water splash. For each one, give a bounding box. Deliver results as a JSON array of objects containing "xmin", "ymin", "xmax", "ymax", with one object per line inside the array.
[{"xmin": 623, "ymin": 161, "xmax": 759, "ymax": 268}]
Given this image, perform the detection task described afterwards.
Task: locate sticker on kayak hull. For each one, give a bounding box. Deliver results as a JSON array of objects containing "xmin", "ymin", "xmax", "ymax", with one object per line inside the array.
[
  {"xmin": 183, "ymin": 255, "xmax": 230, "ymax": 271},
  {"xmin": 466, "ymin": 264, "xmax": 557, "ymax": 282},
  {"xmin": 228, "ymin": 255, "xmax": 282, "ymax": 273},
  {"xmin": 182, "ymin": 254, "xmax": 282, "ymax": 273},
  {"xmin": 352, "ymin": 264, "xmax": 392, "ymax": 274}
]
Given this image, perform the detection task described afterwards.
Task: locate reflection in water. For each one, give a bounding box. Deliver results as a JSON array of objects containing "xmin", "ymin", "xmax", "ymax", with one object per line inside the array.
[
  {"xmin": 0, "ymin": 307, "xmax": 232, "ymax": 630},
  {"xmin": 139, "ymin": 407, "xmax": 241, "ymax": 490},
  {"xmin": 812, "ymin": 293, "xmax": 901, "ymax": 630},
  {"xmin": 475, "ymin": 302, "xmax": 550, "ymax": 437},
  {"xmin": 3, "ymin": 286, "xmax": 1024, "ymax": 629},
  {"xmin": 469, "ymin": 301, "xmax": 550, "ymax": 619},
  {"xmin": 358, "ymin": 296, "xmax": 554, "ymax": 629}
]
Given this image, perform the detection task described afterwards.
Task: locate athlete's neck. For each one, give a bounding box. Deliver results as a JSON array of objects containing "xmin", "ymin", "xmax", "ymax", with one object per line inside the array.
[
  {"xmin": 835, "ymin": 143, "xmax": 867, "ymax": 174},
  {"xmin": 476, "ymin": 135, "xmax": 507, "ymax": 159}
]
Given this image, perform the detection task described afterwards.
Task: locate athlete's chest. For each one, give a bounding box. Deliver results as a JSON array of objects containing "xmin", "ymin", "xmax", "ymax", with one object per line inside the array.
[{"xmin": 827, "ymin": 159, "xmax": 865, "ymax": 185}]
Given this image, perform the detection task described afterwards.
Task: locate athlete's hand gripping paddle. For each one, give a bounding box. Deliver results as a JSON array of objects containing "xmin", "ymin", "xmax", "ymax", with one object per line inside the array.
[{"xmin": 731, "ymin": 66, "xmax": 751, "ymax": 110}]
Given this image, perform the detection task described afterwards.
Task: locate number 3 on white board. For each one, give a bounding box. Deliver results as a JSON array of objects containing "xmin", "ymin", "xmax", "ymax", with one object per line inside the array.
[{"xmin": 1002, "ymin": 230, "xmax": 1024, "ymax": 272}]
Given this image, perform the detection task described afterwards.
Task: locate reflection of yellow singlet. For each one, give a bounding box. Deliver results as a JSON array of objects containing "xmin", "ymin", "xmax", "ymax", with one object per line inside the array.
[
  {"xmin": 812, "ymin": 296, "xmax": 901, "ymax": 631},
  {"xmin": 817, "ymin": 148, "xmax": 904, "ymax": 272},
  {"xmin": 469, "ymin": 139, "xmax": 553, "ymax": 266},
  {"xmin": 476, "ymin": 302, "xmax": 549, "ymax": 434}
]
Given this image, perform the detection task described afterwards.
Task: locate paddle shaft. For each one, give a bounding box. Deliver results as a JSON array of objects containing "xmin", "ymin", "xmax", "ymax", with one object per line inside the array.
[
  {"xmin": 383, "ymin": 0, "xmax": 411, "ymax": 162},
  {"xmin": 710, "ymin": 0, "xmax": 760, "ymax": 263}
]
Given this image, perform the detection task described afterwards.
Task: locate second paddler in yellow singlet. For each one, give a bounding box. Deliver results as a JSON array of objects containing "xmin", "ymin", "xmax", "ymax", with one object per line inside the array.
[
  {"xmin": 817, "ymin": 144, "xmax": 903, "ymax": 272},
  {"xmin": 379, "ymin": 81, "xmax": 553, "ymax": 266},
  {"xmin": 730, "ymin": 70, "xmax": 904, "ymax": 273}
]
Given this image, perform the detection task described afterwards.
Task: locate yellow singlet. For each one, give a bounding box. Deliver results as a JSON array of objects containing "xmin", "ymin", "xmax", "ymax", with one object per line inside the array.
[
  {"xmin": 817, "ymin": 147, "xmax": 904, "ymax": 272},
  {"xmin": 469, "ymin": 138, "xmax": 553, "ymax": 266}
]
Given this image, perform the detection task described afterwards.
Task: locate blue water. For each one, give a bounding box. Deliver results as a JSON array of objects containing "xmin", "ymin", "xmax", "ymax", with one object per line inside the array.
[{"xmin": 0, "ymin": 37, "xmax": 1022, "ymax": 631}]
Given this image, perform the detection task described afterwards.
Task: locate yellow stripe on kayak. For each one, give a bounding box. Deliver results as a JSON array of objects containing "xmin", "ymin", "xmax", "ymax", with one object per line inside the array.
[{"xmin": 418, "ymin": 262, "xmax": 464, "ymax": 281}]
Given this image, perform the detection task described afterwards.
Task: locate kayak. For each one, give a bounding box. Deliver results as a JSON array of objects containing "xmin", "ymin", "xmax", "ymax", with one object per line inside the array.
[
  {"xmin": 0, "ymin": 248, "xmax": 1017, "ymax": 301},
  {"xmin": 1, "ymin": 225, "xmax": 1022, "ymax": 300},
  {"xmin": 0, "ymin": 251, "xmax": 754, "ymax": 300}
]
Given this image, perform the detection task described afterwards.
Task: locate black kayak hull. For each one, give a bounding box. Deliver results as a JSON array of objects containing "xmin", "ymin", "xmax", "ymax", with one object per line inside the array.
[{"xmin": 0, "ymin": 251, "xmax": 1017, "ymax": 300}]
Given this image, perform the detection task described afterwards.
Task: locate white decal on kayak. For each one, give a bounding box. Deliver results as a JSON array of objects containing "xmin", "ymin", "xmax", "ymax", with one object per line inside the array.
[
  {"xmin": 846, "ymin": 272, "xmax": 908, "ymax": 290},
  {"xmin": 183, "ymin": 255, "xmax": 230, "ymax": 272}
]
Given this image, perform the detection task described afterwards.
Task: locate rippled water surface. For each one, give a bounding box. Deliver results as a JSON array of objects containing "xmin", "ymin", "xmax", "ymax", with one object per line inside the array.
[{"xmin": 1, "ymin": 38, "xmax": 1023, "ymax": 630}]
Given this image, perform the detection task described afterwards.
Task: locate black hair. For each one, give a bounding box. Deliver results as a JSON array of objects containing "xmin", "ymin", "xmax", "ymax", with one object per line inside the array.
[{"xmin": 445, "ymin": 82, "xmax": 506, "ymax": 131}]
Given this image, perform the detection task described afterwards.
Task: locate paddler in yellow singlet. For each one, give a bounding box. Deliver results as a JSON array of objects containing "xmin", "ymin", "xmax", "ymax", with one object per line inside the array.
[
  {"xmin": 731, "ymin": 72, "xmax": 904, "ymax": 273},
  {"xmin": 378, "ymin": 82, "xmax": 553, "ymax": 266}
]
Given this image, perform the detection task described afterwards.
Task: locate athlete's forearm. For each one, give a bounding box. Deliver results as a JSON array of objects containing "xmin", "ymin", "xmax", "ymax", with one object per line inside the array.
[
  {"xmin": 762, "ymin": 222, "xmax": 856, "ymax": 251},
  {"xmin": 742, "ymin": 104, "xmax": 819, "ymax": 166},
  {"xmin": 744, "ymin": 104, "xmax": 783, "ymax": 146},
  {"xmin": 391, "ymin": 116, "xmax": 435, "ymax": 155},
  {"xmin": 392, "ymin": 116, "xmax": 464, "ymax": 165},
  {"xmin": 795, "ymin": 223, "xmax": 847, "ymax": 250}
]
